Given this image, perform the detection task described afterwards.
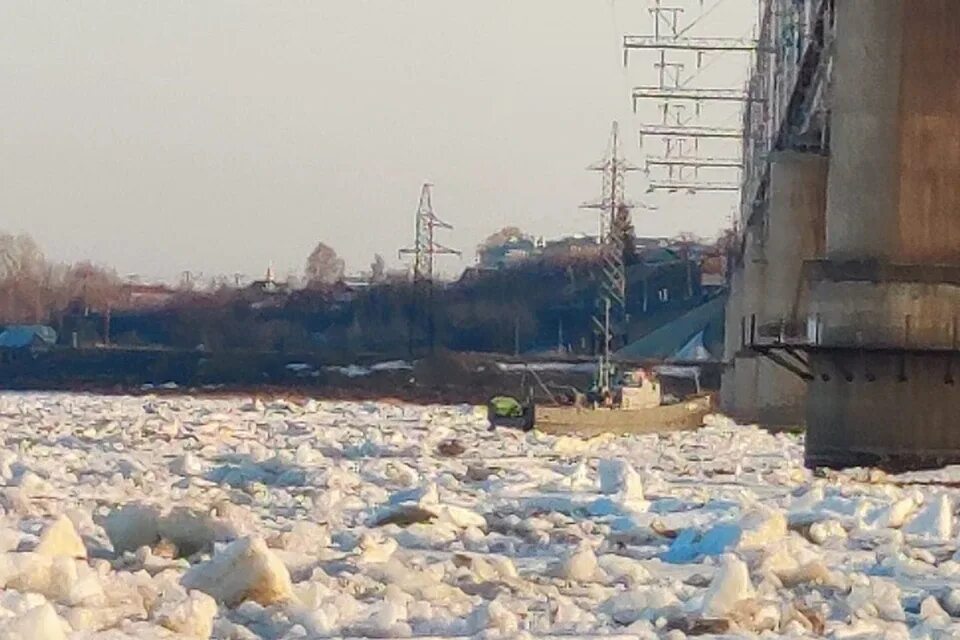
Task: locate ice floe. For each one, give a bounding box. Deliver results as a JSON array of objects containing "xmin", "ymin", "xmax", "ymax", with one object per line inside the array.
[{"xmin": 0, "ymin": 393, "xmax": 957, "ymax": 637}]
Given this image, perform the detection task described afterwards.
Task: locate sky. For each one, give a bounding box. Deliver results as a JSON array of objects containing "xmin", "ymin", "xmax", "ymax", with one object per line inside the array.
[{"xmin": 0, "ymin": 0, "xmax": 756, "ymax": 283}]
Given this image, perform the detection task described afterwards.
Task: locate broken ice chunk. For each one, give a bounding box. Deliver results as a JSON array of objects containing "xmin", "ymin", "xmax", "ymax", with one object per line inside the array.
[
  {"xmin": 701, "ymin": 554, "xmax": 756, "ymax": 618},
  {"xmin": 182, "ymin": 537, "xmax": 294, "ymax": 607},
  {"xmin": 35, "ymin": 515, "xmax": 86, "ymax": 559}
]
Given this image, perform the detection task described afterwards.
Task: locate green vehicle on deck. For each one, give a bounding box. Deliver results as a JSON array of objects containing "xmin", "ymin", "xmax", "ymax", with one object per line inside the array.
[{"xmin": 487, "ymin": 395, "xmax": 536, "ymax": 431}]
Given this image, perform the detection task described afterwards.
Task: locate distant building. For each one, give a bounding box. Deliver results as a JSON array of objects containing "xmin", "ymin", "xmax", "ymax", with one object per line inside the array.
[
  {"xmin": 477, "ymin": 234, "xmax": 537, "ymax": 269},
  {"xmin": 247, "ymin": 264, "xmax": 289, "ymax": 296},
  {"xmin": 700, "ymin": 271, "xmax": 727, "ymax": 289},
  {"xmin": 635, "ymin": 237, "xmax": 670, "ymax": 251},
  {"xmin": 120, "ymin": 283, "xmax": 177, "ymax": 310},
  {"xmin": 343, "ymin": 275, "xmax": 373, "ymax": 290},
  {"xmin": 541, "ymin": 234, "xmax": 603, "ymax": 260},
  {"xmin": 639, "ymin": 246, "xmax": 681, "ymax": 264}
]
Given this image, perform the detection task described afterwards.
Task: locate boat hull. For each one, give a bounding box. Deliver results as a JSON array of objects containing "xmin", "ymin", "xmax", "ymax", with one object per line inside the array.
[{"xmin": 535, "ymin": 396, "xmax": 712, "ymax": 437}]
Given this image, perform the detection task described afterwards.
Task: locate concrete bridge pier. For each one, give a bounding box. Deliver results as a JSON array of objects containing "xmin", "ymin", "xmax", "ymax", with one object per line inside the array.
[
  {"xmin": 722, "ymin": 152, "xmax": 827, "ymax": 427},
  {"xmin": 805, "ymin": 0, "xmax": 960, "ymax": 469}
]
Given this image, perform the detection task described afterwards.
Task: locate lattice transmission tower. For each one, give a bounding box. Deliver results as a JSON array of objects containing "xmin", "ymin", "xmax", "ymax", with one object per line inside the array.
[
  {"xmin": 400, "ymin": 183, "xmax": 459, "ymax": 283},
  {"xmin": 624, "ymin": 0, "xmax": 757, "ymax": 193},
  {"xmin": 581, "ymin": 122, "xmax": 638, "ymax": 361},
  {"xmin": 399, "ymin": 183, "xmax": 460, "ymax": 355}
]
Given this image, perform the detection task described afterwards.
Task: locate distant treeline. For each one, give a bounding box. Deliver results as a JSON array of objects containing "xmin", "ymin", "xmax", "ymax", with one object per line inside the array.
[
  {"xmin": 0, "ymin": 230, "xmax": 727, "ymax": 359},
  {"xmin": 101, "ymin": 256, "xmax": 708, "ymax": 357}
]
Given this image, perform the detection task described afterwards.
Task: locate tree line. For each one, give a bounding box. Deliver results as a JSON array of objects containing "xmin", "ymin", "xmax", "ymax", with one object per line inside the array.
[
  {"xmin": 0, "ymin": 229, "xmax": 716, "ymax": 358},
  {"xmin": 0, "ymin": 233, "xmax": 121, "ymax": 326}
]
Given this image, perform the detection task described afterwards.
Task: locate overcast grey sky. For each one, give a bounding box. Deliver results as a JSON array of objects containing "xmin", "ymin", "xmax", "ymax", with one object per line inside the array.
[{"xmin": 0, "ymin": 1, "xmax": 756, "ymax": 283}]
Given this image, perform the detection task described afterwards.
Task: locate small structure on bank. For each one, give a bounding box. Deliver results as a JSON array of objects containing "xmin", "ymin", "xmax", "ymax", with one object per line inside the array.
[{"xmin": 0, "ymin": 325, "xmax": 58, "ymax": 361}]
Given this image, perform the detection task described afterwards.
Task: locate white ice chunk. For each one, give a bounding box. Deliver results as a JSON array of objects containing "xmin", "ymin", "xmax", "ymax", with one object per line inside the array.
[
  {"xmin": 278, "ymin": 521, "xmax": 331, "ymax": 554},
  {"xmin": 598, "ymin": 459, "xmax": 644, "ymax": 498},
  {"xmin": 604, "ymin": 587, "xmax": 680, "ymax": 625},
  {"xmin": 737, "ymin": 507, "xmax": 788, "ymax": 549},
  {"xmin": 357, "ymin": 533, "xmax": 399, "ymax": 564},
  {"xmin": 35, "ymin": 515, "xmax": 87, "ymax": 559},
  {"xmin": 598, "ymin": 554, "xmax": 653, "ymax": 585},
  {"xmin": 808, "ymin": 519, "xmax": 848, "ymax": 545},
  {"xmin": 920, "ymin": 595, "xmax": 950, "ymax": 625},
  {"xmin": 469, "ymin": 598, "xmax": 519, "ymax": 635},
  {"xmin": 560, "ymin": 544, "xmax": 606, "ymax": 583},
  {"xmin": 847, "ymin": 578, "xmax": 905, "ymax": 622},
  {"xmin": 182, "ymin": 536, "xmax": 294, "ymax": 607},
  {"xmin": 154, "ymin": 589, "xmax": 218, "ymax": 638},
  {"xmin": 1, "ymin": 602, "xmax": 67, "ymax": 640},
  {"xmin": 552, "ymin": 461, "xmax": 595, "ymax": 492},
  {"xmin": 15, "ymin": 470, "xmax": 53, "ymax": 495},
  {"xmin": 870, "ymin": 496, "xmax": 919, "ymax": 530},
  {"xmin": 664, "ymin": 506, "xmax": 786, "ymax": 563},
  {"xmin": 904, "ymin": 494, "xmax": 952, "ymax": 541},
  {"xmin": 701, "ymin": 554, "xmax": 755, "ymax": 618},
  {"xmin": 170, "ymin": 452, "xmax": 205, "ymax": 477},
  {"xmin": 435, "ymin": 505, "xmax": 487, "ymax": 530},
  {"xmin": 0, "ymin": 553, "xmax": 90, "ymax": 603}
]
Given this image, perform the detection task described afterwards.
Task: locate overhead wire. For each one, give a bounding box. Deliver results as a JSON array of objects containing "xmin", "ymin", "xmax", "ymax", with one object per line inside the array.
[
  {"xmin": 606, "ymin": 0, "xmax": 656, "ymax": 209},
  {"xmin": 677, "ymin": 0, "xmax": 735, "ymax": 37},
  {"xmin": 681, "ymin": 23, "xmax": 758, "ymax": 88}
]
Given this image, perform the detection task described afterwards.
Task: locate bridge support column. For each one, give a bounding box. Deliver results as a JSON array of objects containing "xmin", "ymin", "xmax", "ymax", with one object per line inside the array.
[
  {"xmin": 722, "ymin": 152, "xmax": 827, "ymax": 427},
  {"xmin": 721, "ymin": 233, "xmax": 765, "ymax": 424},
  {"xmin": 806, "ymin": 0, "xmax": 960, "ymax": 469}
]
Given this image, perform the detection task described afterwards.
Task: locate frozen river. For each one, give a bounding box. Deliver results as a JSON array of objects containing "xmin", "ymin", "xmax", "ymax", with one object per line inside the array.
[{"xmin": 0, "ymin": 393, "xmax": 958, "ymax": 638}]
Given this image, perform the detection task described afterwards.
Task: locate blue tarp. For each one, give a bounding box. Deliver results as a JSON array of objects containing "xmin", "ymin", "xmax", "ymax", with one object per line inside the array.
[
  {"xmin": 0, "ymin": 325, "xmax": 57, "ymax": 349},
  {"xmin": 669, "ymin": 329, "xmax": 712, "ymax": 363},
  {"xmin": 616, "ymin": 294, "xmax": 726, "ymax": 361}
]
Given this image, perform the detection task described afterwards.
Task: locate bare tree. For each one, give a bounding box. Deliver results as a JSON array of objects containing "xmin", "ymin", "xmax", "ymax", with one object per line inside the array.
[
  {"xmin": 207, "ymin": 274, "xmax": 234, "ymax": 292},
  {"xmin": 63, "ymin": 262, "xmax": 124, "ymax": 314},
  {"xmin": 305, "ymin": 242, "xmax": 345, "ymax": 288},
  {"xmin": 178, "ymin": 271, "xmax": 201, "ymax": 292},
  {"xmin": 370, "ymin": 254, "xmax": 386, "ymax": 284},
  {"xmin": 0, "ymin": 233, "xmax": 55, "ymax": 323},
  {"xmin": 614, "ymin": 204, "xmax": 638, "ymax": 265},
  {"xmin": 0, "ymin": 234, "xmax": 46, "ymax": 281},
  {"xmin": 0, "ymin": 232, "xmax": 130, "ymax": 328}
]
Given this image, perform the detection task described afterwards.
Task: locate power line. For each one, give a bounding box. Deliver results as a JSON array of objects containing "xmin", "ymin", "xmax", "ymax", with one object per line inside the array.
[{"xmin": 624, "ymin": 0, "xmax": 756, "ymax": 194}]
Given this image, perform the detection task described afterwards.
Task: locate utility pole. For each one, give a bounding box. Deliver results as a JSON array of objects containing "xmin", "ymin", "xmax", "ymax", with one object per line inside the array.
[
  {"xmin": 581, "ymin": 122, "xmax": 639, "ymax": 358},
  {"xmin": 399, "ymin": 183, "xmax": 460, "ymax": 355},
  {"xmin": 103, "ymin": 305, "xmax": 111, "ymax": 347},
  {"xmin": 514, "ymin": 317, "xmax": 520, "ymax": 357}
]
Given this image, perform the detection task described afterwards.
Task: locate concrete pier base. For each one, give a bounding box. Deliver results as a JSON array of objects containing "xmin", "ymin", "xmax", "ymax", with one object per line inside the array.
[{"xmin": 807, "ymin": 351, "xmax": 960, "ymax": 470}]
